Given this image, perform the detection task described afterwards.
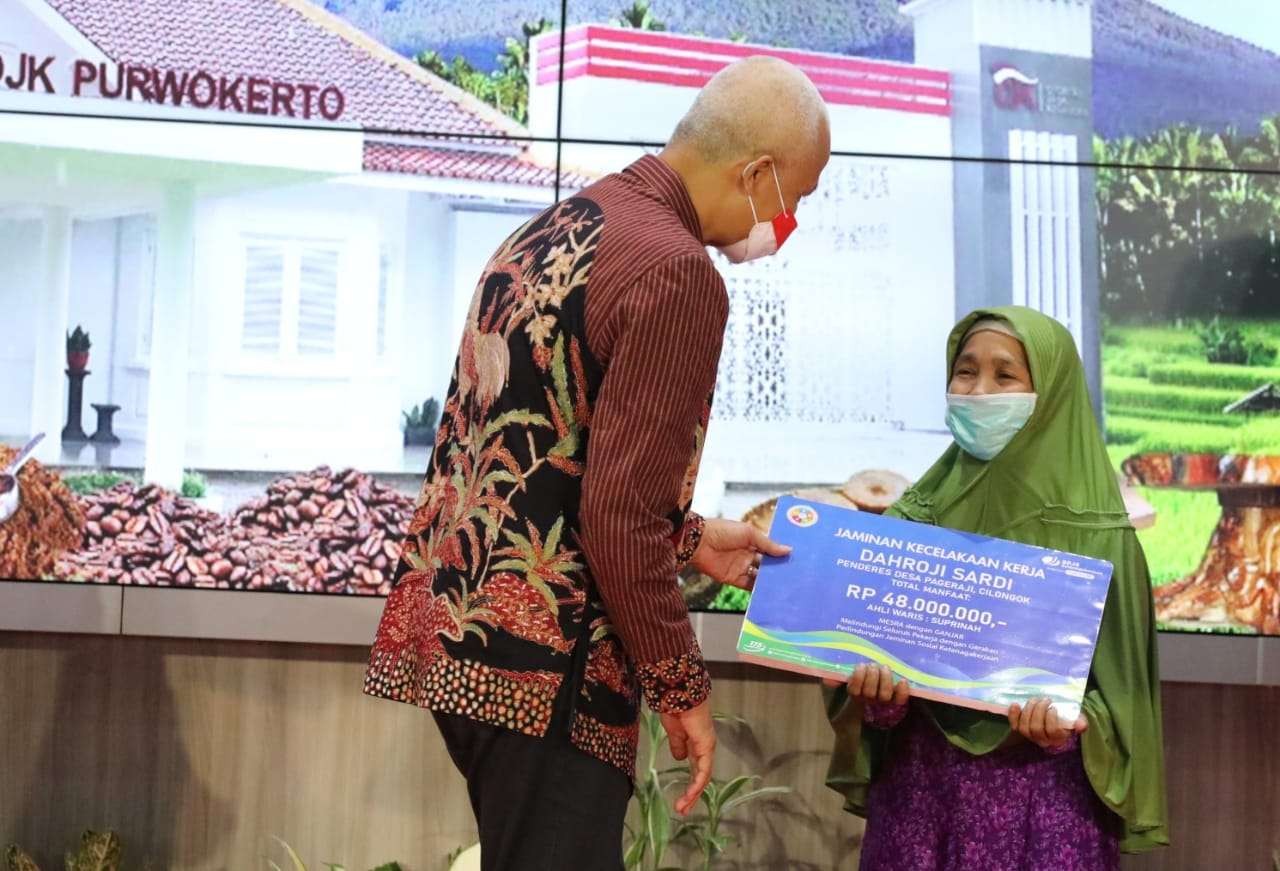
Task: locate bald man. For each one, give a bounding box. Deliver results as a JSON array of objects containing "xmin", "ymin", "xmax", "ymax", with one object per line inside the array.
[{"xmin": 365, "ymin": 56, "xmax": 831, "ymax": 870}]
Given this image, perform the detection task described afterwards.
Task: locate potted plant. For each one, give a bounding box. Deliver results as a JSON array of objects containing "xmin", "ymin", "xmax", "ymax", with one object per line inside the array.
[
  {"xmin": 267, "ymin": 838, "xmax": 402, "ymax": 871},
  {"xmin": 402, "ymin": 397, "xmax": 441, "ymax": 446},
  {"xmin": 7, "ymin": 829, "xmax": 121, "ymax": 871},
  {"xmin": 66, "ymin": 326, "xmax": 92, "ymax": 372},
  {"xmin": 624, "ymin": 711, "xmax": 790, "ymax": 870}
]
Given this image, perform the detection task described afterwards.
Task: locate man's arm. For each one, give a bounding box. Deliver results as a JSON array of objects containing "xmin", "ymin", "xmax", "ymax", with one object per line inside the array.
[{"xmin": 578, "ymin": 252, "xmax": 728, "ymax": 713}]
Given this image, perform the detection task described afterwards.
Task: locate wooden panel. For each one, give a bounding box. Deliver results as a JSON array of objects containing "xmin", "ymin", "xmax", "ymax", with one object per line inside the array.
[
  {"xmin": 120, "ymin": 587, "xmax": 384, "ymax": 645},
  {"xmin": 0, "ymin": 633, "xmax": 475, "ymax": 871},
  {"xmin": 1157, "ymin": 632, "xmax": 1264, "ymax": 685},
  {"xmin": 4, "ymin": 585, "xmax": 1279, "ymax": 693},
  {"xmin": 0, "ymin": 634, "xmax": 1276, "ymax": 871},
  {"xmin": 1262, "ymin": 638, "xmax": 1280, "ymax": 685},
  {"xmin": 0, "ymin": 582, "xmax": 122, "ymax": 635},
  {"xmin": 1123, "ymin": 682, "xmax": 1280, "ymax": 871}
]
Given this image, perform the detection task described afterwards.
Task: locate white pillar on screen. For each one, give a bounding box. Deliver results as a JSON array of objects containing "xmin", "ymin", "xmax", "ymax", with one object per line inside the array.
[
  {"xmin": 904, "ymin": 0, "xmax": 1092, "ymax": 60},
  {"xmin": 143, "ymin": 182, "xmax": 196, "ymax": 491},
  {"xmin": 29, "ymin": 206, "xmax": 73, "ymax": 464}
]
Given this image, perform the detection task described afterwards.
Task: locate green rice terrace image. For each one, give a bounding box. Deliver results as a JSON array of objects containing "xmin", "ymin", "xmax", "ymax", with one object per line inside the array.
[
  {"xmin": 1103, "ymin": 321, "xmax": 1280, "ymax": 636},
  {"xmin": 1094, "ymin": 119, "xmax": 1280, "ymax": 634}
]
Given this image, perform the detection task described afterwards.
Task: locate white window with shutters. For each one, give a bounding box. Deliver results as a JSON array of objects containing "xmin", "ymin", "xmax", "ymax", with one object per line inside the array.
[
  {"xmin": 239, "ymin": 235, "xmax": 342, "ymax": 361},
  {"xmin": 297, "ymin": 245, "xmax": 338, "ymax": 356},
  {"xmin": 242, "ymin": 242, "xmax": 285, "ymax": 354},
  {"xmin": 1008, "ymin": 130, "xmax": 1084, "ymax": 351}
]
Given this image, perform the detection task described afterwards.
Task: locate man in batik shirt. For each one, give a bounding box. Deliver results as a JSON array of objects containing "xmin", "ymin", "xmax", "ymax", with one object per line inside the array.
[{"xmin": 365, "ymin": 55, "xmax": 831, "ymax": 869}]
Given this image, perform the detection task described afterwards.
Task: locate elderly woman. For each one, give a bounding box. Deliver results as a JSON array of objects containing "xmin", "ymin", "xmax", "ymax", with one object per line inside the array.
[{"xmin": 824, "ymin": 307, "xmax": 1168, "ymax": 870}]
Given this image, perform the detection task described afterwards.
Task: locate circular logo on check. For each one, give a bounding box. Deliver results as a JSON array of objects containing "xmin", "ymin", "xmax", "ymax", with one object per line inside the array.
[{"xmin": 787, "ymin": 504, "xmax": 818, "ymax": 527}]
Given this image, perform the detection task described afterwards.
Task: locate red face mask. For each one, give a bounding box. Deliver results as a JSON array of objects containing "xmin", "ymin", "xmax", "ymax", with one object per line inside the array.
[{"xmin": 717, "ymin": 162, "xmax": 797, "ymax": 264}]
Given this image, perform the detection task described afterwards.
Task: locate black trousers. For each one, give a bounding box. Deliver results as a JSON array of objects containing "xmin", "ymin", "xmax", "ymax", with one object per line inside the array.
[{"xmin": 435, "ymin": 712, "xmax": 632, "ymax": 871}]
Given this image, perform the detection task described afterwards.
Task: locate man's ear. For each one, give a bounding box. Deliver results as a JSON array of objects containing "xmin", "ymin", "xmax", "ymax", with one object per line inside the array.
[{"xmin": 739, "ymin": 154, "xmax": 775, "ymax": 196}]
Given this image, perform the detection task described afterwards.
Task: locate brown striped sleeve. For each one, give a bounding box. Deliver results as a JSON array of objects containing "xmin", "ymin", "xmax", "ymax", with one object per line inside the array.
[{"xmin": 578, "ymin": 252, "xmax": 728, "ymax": 713}]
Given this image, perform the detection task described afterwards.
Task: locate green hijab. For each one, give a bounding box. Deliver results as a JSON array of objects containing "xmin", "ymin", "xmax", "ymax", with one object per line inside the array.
[{"xmin": 823, "ymin": 306, "xmax": 1168, "ymax": 853}]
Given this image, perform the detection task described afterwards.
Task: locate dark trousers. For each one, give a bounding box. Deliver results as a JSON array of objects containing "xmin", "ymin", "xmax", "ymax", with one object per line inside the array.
[{"xmin": 434, "ymin": 712, "xmax": 632, "ymax": 871}]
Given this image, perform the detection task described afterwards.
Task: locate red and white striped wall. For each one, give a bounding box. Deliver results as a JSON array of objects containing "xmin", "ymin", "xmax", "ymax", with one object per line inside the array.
[{"xmin": 528, "ymin": 24, "xmax": 953, "ymax": 164}]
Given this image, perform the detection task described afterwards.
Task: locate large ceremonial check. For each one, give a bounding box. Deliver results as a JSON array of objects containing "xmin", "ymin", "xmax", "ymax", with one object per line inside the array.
[{"xmin": 738, "ymin": 497, "xmax": 1113, "ymax": 719}]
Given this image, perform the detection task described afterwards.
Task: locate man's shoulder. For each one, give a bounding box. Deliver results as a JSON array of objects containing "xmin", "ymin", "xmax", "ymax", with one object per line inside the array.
[
  {"xmin": 640, "ymin": 245, "xmax": 725, "ymax": 293},
  {"xmin": 575, "ymin": 175, "xmax": 705, "ymax": 250},
  {"xmin": 562, "ymin": 169, "xmax": 724, "ymax": 301}
]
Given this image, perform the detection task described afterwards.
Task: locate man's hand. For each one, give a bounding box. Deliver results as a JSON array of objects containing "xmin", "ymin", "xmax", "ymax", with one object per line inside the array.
[
  {"xmin": 661, "ymin": 701, "xmax": 717, "ymax": 816},
  {"xmin": 691, "ymin": 518, "xmax": 792, "ymax": 591}
]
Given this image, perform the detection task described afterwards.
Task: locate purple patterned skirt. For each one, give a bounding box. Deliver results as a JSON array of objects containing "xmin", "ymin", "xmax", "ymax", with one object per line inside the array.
[{"xmin": 860, "ymin": 711, "xmax": 1120, "ymax": 871}]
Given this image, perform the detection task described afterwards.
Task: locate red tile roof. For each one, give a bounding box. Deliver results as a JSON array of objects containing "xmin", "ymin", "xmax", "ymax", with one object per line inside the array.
[
  {"xmin": 44, "ymin": 0, "xmax": 524, "ymax": 139},
  {"xmin": 364, "ymin": 142, "xmax": 598, "ymax": 190}
]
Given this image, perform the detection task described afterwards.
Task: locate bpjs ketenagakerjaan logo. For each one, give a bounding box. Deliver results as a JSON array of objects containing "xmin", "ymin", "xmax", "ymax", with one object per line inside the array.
[{"xmin": 786, "ymin": 504, "xmax": 819, "ymax": 527}]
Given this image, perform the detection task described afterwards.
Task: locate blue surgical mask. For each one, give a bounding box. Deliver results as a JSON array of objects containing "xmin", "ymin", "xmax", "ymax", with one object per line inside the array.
[{"xmin": 945, "ymin": 393, "xmax": 1037, "ymax": 461}]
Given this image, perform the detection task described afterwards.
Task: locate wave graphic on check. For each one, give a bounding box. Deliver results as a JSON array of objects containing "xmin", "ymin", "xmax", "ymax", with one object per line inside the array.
[{"xmin": 740, "ymin": 618, "xmax": 1086, "ymax": 701}]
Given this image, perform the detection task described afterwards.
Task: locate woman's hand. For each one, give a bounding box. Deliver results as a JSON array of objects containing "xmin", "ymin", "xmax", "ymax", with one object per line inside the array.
[
  {"xmin": 691, "ymin": 518, "xmax": 791, "ymax": 591},
  {"xmin": 827, "ymin": 664, "xmax": 909, "ymax": 706},
  {"xmin": 1007, "ymin": 698, "xmax": 1088, "ymax": 751}
]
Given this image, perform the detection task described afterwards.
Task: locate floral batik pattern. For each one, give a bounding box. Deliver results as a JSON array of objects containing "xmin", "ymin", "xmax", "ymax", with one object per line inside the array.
[
  {"xmin": 364, "ymin": 196, "xmax": 701, "ymax": 776},
  {"xmin": 633, "ymin": 645, "xmax": 713, "ymax": 714}
]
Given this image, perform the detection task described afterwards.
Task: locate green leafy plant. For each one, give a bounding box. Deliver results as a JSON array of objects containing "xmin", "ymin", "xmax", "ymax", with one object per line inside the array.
[
  {"xmin": 402, "ymin": 397, "xmax": 441, "ymax": 431},
  {"xmin": 61, "ymin": 470, "xmax": 207, "ymax": 499},
  {"xmin": 402, "ymin": 397, "xmax": 443, "ymax": 446},
  {"xmin": 617, "ymin": 0, "xmax": 667, "ymax": 31},
  {"xmin": 62, "ymin": 471, "xmax": 137, "ymax": 495},
  {"xmin": 64, "ymin": 831, "xmax": 121, "ymax": 871},
  {"xmin": 416, "ymin": 18, "xmax": 553, "ymax": 124},
  {"xmin": 625, "ymin": 710, "xmax": 685, "ymax": 871},
  {"xmin": 445, "ymin": 844, "xmax": 479, "ymax": 870},
  {"xmin": 709, "ymin": 584, "xmax": 750, "ymax": 612},
  {"xmin": 1095, "ymin": 118, "xmax": 1280, "ymax": 324},
  {"xmin": 623, "ymin": 711, "xmax": 789, "ymax": 870},
  {"xmin": 181, "ymin": 471, "xmax": 208, "ymax": 499},
  {"xmin": 683, "ymin": 773, "xmax": 790, "ymax": 870},
  {"xmin": 267, "ymin": 838, "xmax": 401, "ymax": 871},
  {"xmin": 1247, "ymin": 345, "xmax": 1275, "ymax": 368},
  {"xmin": 66, "ymin": 326, "xmax": 92, "ymax": 354},
  {"xmin": 4, "ymin": 845, "xmax": 40, "ymax": 871},
  {"xmin": 66, "ymin": 326, "xmax": 93, "ymax": 371},
  {"xmin": 1196, "ymin": 317, "xmax": 1277, "ymax": 366},
  {"xmin": 6, "ymin": 830, "xmax": 121, "ymax": 871},
  {"xmin": 493, "ymin": 18, "xmax": 555, "ymax": 123}
]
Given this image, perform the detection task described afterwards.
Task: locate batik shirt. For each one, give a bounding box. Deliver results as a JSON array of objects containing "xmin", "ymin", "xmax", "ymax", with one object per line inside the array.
[{"xmin": 364, "ymin": 155, "xmax": 729, "ymax": 776}]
